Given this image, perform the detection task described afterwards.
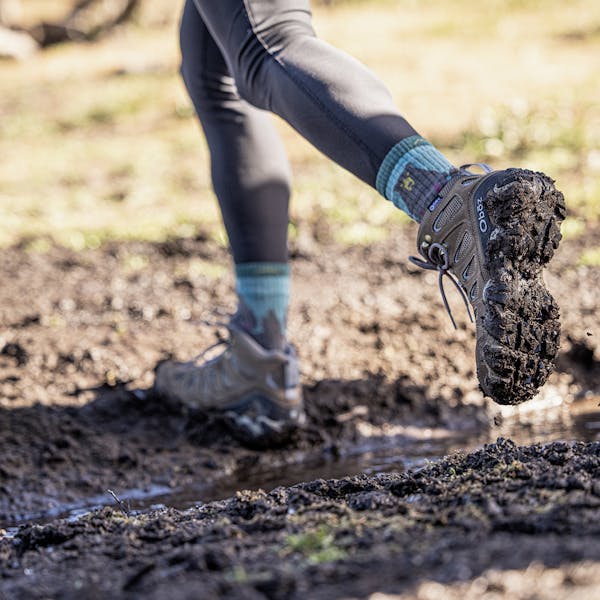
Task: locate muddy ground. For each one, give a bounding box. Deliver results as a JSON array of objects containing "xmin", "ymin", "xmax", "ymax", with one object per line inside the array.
[
  {"xmin": 3, "ymin": 439, "xmax": 600, "ymax": 599},
  {"xmin": 0, "ymin": 220, "xmax": 599, "ymax": 597}
]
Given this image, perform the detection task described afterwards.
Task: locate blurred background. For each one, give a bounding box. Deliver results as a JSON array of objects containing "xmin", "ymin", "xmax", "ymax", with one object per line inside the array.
[{"xmin": 0, "ymin": 0, "xmax": 598, "ymax": 256}]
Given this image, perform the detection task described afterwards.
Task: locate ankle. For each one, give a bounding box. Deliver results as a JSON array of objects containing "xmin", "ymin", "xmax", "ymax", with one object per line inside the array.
[
  {"xmin": 376, "ymin": 135, "xmax": 456, "ymax": 222},
  {"xmin": 230, "ymin": 310, "xmax": 286, "ymax": 351},
  {"xmin": 234, "ymin": 262, "xmax": 290, "ymax": 351}
]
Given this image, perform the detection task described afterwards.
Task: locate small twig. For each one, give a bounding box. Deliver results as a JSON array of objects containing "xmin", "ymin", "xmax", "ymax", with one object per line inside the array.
[{"xmin": 107, "ymin": 489, "xmax": 130, "ymax": 516}]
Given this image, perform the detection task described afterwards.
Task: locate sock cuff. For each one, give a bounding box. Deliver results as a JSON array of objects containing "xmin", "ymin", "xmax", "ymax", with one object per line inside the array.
[
  {"xmin": 235, "ymin": 263, "xmax": 290, "ymax": 300},
  {"xmin": 235, "ymin": 262, "xmax": 289, "ymax": 279},
  {"xmin": 234, "ymin": 262, "xmax": 290, "ymax": 348},
  {"xmin": 376, "ymin": 135, "xmax": 454, "ymax": 202}
]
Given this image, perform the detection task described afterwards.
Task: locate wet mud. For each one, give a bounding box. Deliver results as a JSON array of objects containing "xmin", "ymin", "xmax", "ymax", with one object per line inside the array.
[
  {"xmin": 0, "ymin": 221, "xmax": 599, "ymax": 597},
  {"xmin": 3, "ymin": 439, "xmax": 600, "ymax": 599}
]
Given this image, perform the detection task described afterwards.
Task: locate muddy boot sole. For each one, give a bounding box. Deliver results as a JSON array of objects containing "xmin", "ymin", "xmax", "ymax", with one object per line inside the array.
[
  {"xmin": 479, "ymin": 169, "xmax": 566, "ymax": 404},
  {"xmin": 220, "ymin": 393, "xmax": 306, "ymax": 449}
]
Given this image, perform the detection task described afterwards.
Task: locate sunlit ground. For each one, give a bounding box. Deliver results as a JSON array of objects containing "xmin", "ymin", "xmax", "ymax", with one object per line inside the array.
[
  {"xmin": 374, "ymin": 561, "xmax": 600, "ymax": 600},
  {"xmin": 0, "ymin": 0, "xmax": 598, "ymax": 252}
]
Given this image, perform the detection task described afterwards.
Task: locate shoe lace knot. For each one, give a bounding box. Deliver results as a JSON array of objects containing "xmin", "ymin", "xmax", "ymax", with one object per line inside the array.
[{"xmin": 409, "ymin": 241, "xmax": 474, "ymax": 330}]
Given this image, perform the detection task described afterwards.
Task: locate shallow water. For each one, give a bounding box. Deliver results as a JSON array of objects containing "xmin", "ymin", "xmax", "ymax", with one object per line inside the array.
[{"xmin": 3, "ymin": 394, "xmax": 599, "ymax": 539}]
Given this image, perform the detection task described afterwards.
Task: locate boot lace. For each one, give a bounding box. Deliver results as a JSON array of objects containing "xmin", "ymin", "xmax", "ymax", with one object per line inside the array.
[
  {"xmin": 409, "ymin": 242, "xmax": 474, "ymax": 330},
  {"xmin": 189, "ymin": 317, "xmax": 231, "ymax": 360},
  {"xmin": 408, "ymin": 163, "xmax": 492, "ymax": 329}
]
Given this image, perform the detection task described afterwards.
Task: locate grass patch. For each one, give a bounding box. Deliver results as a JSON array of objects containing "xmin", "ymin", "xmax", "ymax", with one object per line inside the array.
[
  {"xmin": 284, "ymin": 527, "xmax": 348, "ymax": 564},
  {"xmin": 579, "ymin": 247, "xmax": 600, "ymax": 267},
  {"xmin": 0, "ymin": 0, "xmax": 598, "ymax": 248},
  {"xmin": 561, "ymin": 218, "xmax": 586, "ymax": 240}
]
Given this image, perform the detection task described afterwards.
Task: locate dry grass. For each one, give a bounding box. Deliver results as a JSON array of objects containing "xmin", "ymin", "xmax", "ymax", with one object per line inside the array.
[{"xmin": 0, "ymin": 0, "xmax": 598, "ymax": 248}]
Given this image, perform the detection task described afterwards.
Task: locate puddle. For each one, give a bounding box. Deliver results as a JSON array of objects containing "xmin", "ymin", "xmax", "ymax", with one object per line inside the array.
[
  {"xmin": 3, "ymin": 394, "xmax": 599, "ymax": 540},
  {"xmin": 1, "ymin": 434, "xmax": 472, "ymax": 539}
]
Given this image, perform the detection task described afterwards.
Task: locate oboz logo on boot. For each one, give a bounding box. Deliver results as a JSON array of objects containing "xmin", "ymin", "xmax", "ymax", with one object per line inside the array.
[{"xmin": 476, "ymin": 196, "xmax": 488, "ymax": 233}]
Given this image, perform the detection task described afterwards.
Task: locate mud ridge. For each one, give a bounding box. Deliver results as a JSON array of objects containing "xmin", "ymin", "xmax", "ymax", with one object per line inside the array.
[{"xmin": 2, "ymin": 439, "xmax": 600, "ymax": 599}]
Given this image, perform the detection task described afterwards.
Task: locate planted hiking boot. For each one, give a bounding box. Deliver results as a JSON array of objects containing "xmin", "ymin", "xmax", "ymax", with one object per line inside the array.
[
  {"xmin": 154, "ymin": 324, "xmax": 304, "ymax": 445},
  {"xmin": 410, "ymin": 165, "xmax": 566, "ymax": 404}
]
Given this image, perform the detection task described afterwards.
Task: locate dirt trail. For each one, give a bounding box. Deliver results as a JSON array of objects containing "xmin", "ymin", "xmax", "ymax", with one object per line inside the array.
[
  {"xmin": 0, "ymin": 223, "xmax": 598, "ymax": 524},
  {"xmin": 0, "ymin": 221, "xmax": 599, "ymax": 597}
]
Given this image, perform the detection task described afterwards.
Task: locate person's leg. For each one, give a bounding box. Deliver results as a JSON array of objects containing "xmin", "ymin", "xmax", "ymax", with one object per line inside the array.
[
  {"xmin": 190, "ymin": 0, "xmax": 566, "ymax": 405},
  {"xmin": 191, "ymin": 0, "xmax": 455, "ymax": 222},
  {"xmin": 180, "ymin": 0, "xmax": 291, "ymax": 350},
  {"xmin": 154, "ymin": 1, "xmax": 304, "ymax": 444}
]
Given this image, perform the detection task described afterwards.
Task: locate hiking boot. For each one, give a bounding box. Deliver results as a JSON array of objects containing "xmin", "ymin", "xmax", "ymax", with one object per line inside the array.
[
  {"xmin": 410, "ymin": 165, "xmax": 566, "ymax": 404},
  {"xmin": 154, "ymin": 323, "xmax": 304, "ymax": 445}
]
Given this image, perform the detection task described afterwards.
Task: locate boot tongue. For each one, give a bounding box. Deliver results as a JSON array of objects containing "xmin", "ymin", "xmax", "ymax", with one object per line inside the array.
[
  {"xmin": 427, "ymin": 171, "xmax": 460, "ymax": 213},
  {"xmin": 228, "ymin": 324, "xmax": 292, "ymax": 389},
  {"xmin": 229, "ymin": 324, "xmax": 285, "ymax": 362}
]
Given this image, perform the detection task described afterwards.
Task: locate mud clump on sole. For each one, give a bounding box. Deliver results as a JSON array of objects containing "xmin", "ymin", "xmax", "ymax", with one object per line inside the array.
[{"xmin": 480, "ymin": 170, "xmax": 566, "ymax": 405}]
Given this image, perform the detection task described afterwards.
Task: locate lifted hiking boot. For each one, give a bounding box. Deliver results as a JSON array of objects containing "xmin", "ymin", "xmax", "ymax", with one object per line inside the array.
[
  {"xmin": 410, "ymin": 165, "xmax": 566, "ymax": 404},
  {"xmin": 154, "ymin": 324, "xmax": 304, "ymax": 445}
]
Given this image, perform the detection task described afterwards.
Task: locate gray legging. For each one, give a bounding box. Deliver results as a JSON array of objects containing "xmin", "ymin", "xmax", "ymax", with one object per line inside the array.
[{"xmin": 180, "ymin": 0, "xmax": 417, "ymax": 263}]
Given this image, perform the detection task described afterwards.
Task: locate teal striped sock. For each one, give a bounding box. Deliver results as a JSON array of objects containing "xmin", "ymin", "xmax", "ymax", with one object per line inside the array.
[
  {"xmin": 233, "ymin": 262, "xmax": 290, "ymax": 350},
  {"xmin": 376, "ymin": 135, "xmax": 456, "ymax": 222}
]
